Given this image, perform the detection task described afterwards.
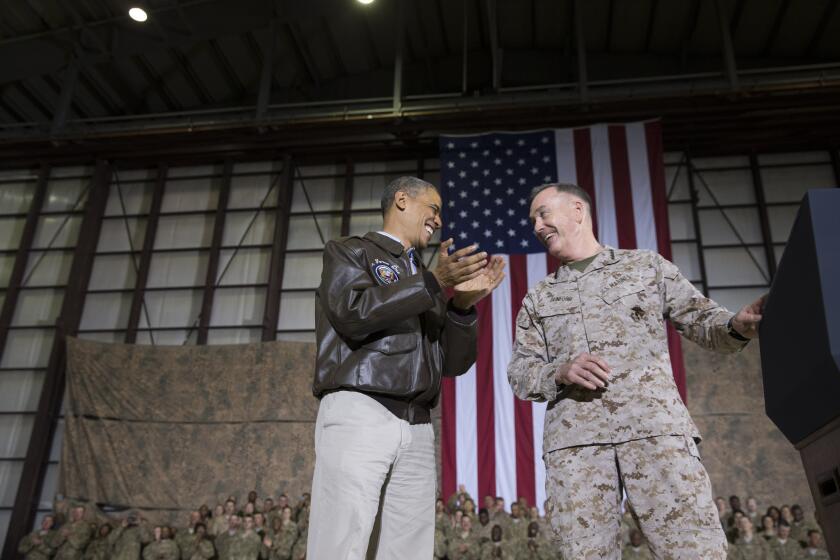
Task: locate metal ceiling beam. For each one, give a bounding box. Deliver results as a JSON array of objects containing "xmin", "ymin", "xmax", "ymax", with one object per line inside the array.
[
  {"xmin": 14, "ymin": 81, "xmax": 53, "ymax": 121},
  {"xmin": 50, "ymin": 59, "xmax": 81, "ymax": 134},
  {"xmin": 573, "ymin": 0, "xmax": 588, "ymax": 102},
  {"xmin": 413, "ymin": 0, "xmax": 438, "ymax": 92},
  {"xmin": 486, "ymin": 0, "xmax": 500, "ymax": 91},
  {"xmin": 286, "ymin": 22, "xmax": 321, "ymax": 89},
  {"xmin": 714, "ymin": 0, "xmax": 739, "ymax": 92},
  {"xmin": 132, "ymin": 54, "xmax": 180, "ymax": 112},
  {"xmin": 197, "ymin": 159, "xmax": 232, "ymax": 344},
  {"xmin": 0, "ymin": 88, "xmax": 29, "ymax": 121},
  {"xmin": 261, "ymin": 154, "xmax": 292, "ymax": 342},
  {"xmin": 804, "ymin": 0, "xmax": 839, "ymax": 57},
  {"xmin": 208, "ymin": 38, "xmax": 245, "ymax": 100},
  {"xmin": 393, "ymin": 0, "xmax": 405, "ymax": 113},
  {"xmin": 643, "ymin": 0, "xmax": 658, "ymax": 52},
  {"xmin": 729, "ymin": 0, "xmax": 747, "ymax": 38},
  {"xmin": 461, "ymin": 0, "xmax": 469, "ymax": 94},
  {"xmin": 762, "ymin": 0, "xmax": 791, "ymax": 57},
  {"xmin": 78, "ymin": 68, "xmax": 120, "ymax": 115},
  {"xmin": 256, "ymin": 24, "xmax": 276, "ymax": 121},
  {"xmin": 435, "ymin": 0, "xmax": 452, "ymax": 56},
  {"xmin": 168, "ymin": 46, "xmax": 214, "ymax": 106},
  {"xmin": 321, "ymin": 17, "xmax": 347, "ymax": 77}
]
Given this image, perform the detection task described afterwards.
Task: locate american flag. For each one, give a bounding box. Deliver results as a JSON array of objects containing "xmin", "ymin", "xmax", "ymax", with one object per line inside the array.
[{"xmin": 437, "ymin": 121, "xmax": 685, "ymax": 512}]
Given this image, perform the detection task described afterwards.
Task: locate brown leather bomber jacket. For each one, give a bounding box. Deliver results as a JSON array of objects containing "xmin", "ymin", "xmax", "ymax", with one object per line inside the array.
[{"xmin": 314, "ymin": 231, "xmax": 478, "ymax": 424}]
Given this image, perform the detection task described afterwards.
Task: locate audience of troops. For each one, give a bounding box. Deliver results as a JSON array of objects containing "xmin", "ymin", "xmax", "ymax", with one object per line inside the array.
[
  {"xmin": 432, "ymin": 487, "xmax": 830, "ymax": 560},
  {"xmin": 17, "ymin": 491, "xmax": 310, "ymax": 560},
  {"xmin": 17, "ymin": 489, "xmax": 829, "ymax": 559}
]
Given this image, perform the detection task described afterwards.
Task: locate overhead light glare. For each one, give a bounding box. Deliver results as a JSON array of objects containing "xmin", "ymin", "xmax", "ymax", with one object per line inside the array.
[
  {"xmin": 128, "ymin": 7, "xmax": 148, "ymax": 22},
  {"xmin": 357, "ymin": 0, "xmax": 375, "ymax": 5}
]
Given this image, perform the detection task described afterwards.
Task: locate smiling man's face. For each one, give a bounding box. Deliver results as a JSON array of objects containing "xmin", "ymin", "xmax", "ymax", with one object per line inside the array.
[
  {"xmin": 529, "ymin": 188, "xmax": 587, "ymax": 260},
  {"xmin": 398, "ymin": 187, "xmax": 442, "ymax": 250}
]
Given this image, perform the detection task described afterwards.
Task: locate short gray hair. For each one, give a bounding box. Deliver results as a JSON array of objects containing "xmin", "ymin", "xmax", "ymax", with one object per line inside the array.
[
  {"xmin": 528, "ymin": 183, "xmax": 592, "ymax": 214},
  {"xmin": 380, "ymin": 176, "xmax": 437, "ymax": 216}
]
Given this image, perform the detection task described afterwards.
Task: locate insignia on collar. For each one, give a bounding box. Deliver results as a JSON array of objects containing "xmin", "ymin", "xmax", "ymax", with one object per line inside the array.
[{"xmin": 371, "ymin": 259, "xmax": 401, "ymax": 285}]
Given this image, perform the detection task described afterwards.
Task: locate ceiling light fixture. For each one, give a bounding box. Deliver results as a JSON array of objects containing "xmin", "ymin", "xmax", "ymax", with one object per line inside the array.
[
  {"xmin": 128, "ymin": 7, "xmax": 148, "ymax": 22},
  {"xmin": 357, "ymin": 0, "xmax": 375, "ymax": 5}
]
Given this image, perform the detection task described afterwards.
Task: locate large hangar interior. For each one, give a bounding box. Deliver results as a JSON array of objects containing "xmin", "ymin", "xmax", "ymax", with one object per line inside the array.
[{"xmin": 1, "ymin": 0, "xmax": 839, "ymax": 558}]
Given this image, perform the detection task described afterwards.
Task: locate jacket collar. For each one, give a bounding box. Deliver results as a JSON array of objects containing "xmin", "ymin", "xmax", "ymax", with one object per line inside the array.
[
  {"xmin": 364, "ymin": 231, "xmax": 406, "ymax": 257},
  {"xmin": 548, "ymin": 246, "xmax": 620, "ymax": 283}
]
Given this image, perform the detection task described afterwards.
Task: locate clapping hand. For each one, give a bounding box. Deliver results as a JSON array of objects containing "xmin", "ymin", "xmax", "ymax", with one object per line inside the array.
[
  {"xmin": 451, "ymin": 255, "xmax": 506, "ymax": 310},
  {"xmin": 432, "ymin": 239, "xmax": 488, "ymax": 288}
]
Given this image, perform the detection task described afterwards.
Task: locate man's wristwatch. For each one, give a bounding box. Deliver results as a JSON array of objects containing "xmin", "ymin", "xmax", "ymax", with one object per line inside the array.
[{"xmin": 727, "ymin": 317, "xmax": 750, "ymax": 342}]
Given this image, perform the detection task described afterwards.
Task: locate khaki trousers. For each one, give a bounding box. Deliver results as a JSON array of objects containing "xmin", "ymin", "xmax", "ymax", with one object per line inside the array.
[
  {"xmin": 545, "ymin": 435, "xmax": 728, "ymax": 560},
  {"xmin": 307, "ymin": 391, "xmax": 436, "ymax": 560}
]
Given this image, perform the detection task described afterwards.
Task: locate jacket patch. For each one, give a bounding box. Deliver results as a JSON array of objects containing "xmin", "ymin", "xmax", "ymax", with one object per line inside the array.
[{"xmin": 371, "ymin": 259, "xmax": 401, "ymax": 285}]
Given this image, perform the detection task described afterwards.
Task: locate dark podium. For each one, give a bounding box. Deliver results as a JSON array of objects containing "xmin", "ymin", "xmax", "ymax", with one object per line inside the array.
[{"xmin": 761, "ymin": 188, "xmax": 840, "ymax": 558}]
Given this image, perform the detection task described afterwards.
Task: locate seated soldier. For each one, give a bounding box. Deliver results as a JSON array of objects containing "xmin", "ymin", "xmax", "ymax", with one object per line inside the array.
[
  {"xmin": 727, "ymin": 516, "xmax": 770, "ymax": 560},
  {"xmin": 447, "ymin": 514, "xmax": 481, "ymax": 560},
  {"xmin": 142, "ymin": 526, "xmax": 179, "ymax": 560},
  {"xmin": 803, "ymin": 530, "xmax": 829, "ymax": 559},
  {"xmin": 82, "ymin": 524, "xmax": 112, "ymax": 560},
  {"xmin": 769, "ymin": 522, "xmax": 801, "ymax": 560},
  {"xmin": 18, "ymin": 514, "xmax": 59, "ymax": 560},
  {"xmin": 517, "ymin": 521, "xmax": 553, "ymax": 560},
  {"xmin": 480, "ymin": 524, "xmax": 515, "ymax": 560}
]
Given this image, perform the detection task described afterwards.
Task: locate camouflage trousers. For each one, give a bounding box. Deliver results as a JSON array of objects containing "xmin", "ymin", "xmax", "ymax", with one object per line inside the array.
[{"xmin": 544, "ymin": 435, "xmax": 727, "ymax": 560}]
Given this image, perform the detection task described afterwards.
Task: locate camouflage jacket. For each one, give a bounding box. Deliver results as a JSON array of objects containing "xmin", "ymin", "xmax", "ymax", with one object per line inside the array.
[
  {"xmin": 508, "ymin": 248, "xmax": 747, "ymax": 451},
  {"xmin": 55, "ymin": 521, "xmax": 94, "ymax": 560},
  {"xmin": 141, "ymin": 539, "xmax": 180, "ymax": 560},
  {"xmin": 18, "ymin": 529, "xmax": 60, "ymax": 560}
]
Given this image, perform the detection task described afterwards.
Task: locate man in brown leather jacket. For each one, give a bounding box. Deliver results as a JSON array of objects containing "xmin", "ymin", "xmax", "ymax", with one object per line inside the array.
[{"xmin": 307, "ymin": 176, "xmax": 505, "ymax": 559}]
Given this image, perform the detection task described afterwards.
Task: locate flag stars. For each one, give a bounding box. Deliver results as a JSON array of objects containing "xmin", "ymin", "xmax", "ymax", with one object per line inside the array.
[
  {"xmin": 507, "ymin": 208, "xmax": 515, "ymax": 216},
  {"xmin": 520, "ymin": 239, "xmax": 530, "ymax": 247},
  {"xmin": 505, "ymin": 149, "xmax": 513, "ymax": 156},
  {"xmin": 494, "ymin": 198, "xmax": 503, "ymax": 205},
  {"xmin": 447, "ymin": 180, "xmax": 455, "ymax": 187},
  {"xmin": 459, "ymin": 210, "xmax": 468, "ymax": 218},
  {"xmin": 520, "ymin": 218, "xmax": 528, "ymax": 226},
  {"xmin": 459, "ymin": 152, "xmax": 466, "ymax": 159},
  {"xmin": 496, "ymin": 239, "xmax": 504, "ymax": 248},
  {"xmin": 494, "ymin": 178, "xmax": 502, "ymax": 185},
  {"xmin": 459, "ymin": 190, "xmax": 468, "ymax": 198},
  {"xmin": 471, "ymin": 161, "xmax": 478, "ymax": 168},
  {"xmin": 508, "ymin": 229, "xmax": 516, "ymax": 237},
  {"xmin": 519, "ymin": 198, "xmax": 527, "ymax": 205},
  {"xmin": 506, "ymin": 169, "xmax": 514, "ymax": 175},
  {"xmin": 530, "ymin": 167, "xmax": 539, "ymax": 174},
  {"xmin": 482, "ymin": 188, "xmax": 491, "ymax": 196},
  {"xmin": 543, "ymin": 175, "xmax": 552, "ymax": 182},
  {"xmin": 541, "ymin": 136, "xmax": 549, "ymax": 143},
  {"xmin": 471, "ymin": 200, "xmax": 480, "ymax": 207},
  {"xmin": 471, "ymin": 220, "xmax": 479, "ymax": 228},
  {"xmin": 494, "ymin": 139, "xmax": 502, "ymax": 146},
  {"xmin": 506, "ymin": 187, "xmax": 514, "ymax": 195},
  {"xmin": 484, "ymin": 229, "xmax": 492, "ymax": 237},
  {"xmin": 483, "ymin": 209, "xmax": 492, "ymax": 216},
  {"xmin": 494, "ymin": 158, "xmax": 502, "ymax": 165},
  {"xmin": 518, "ymin": 178, "xmax": 526, "ymax": 185},
  {"xmin": 471, "ymin": 180, "xmax": 479, "ymax": 187},
  {"xmin": 470, "ymin": 141, "xmax": 478, "ymax": 148},
  {"xmin": 459, "ymin": 231, "xmax": 468, "ymax": 239},
  {"xmin": 517, "ymin": 158, "xmax": 525, "ymax": 165},
  {"xmin": 447, "ymin": 142, "xmax": 455, "ymax": 149},
  {"xmin": 530, "ymin": 148, "xmax": 538, "ymax": 155},
  {"xmin": 542, "ymin": 156, "xmax": 551, "ymax": 163},
  {"xmin": 483, "ymin": 169, "xmax": 490, "ymax": 176},
  {"xmin": 459, "ymin": 170, "xmax": 467, "ymax": 178},
  {"xmin": 447, "ymin": 161, "xmax": 455, "ymax": 168},
  {"xmin": 517, "ymin": 139, "xmax": 525, "ymax": 146},
  {"xmin": 495, "ymin": 218, "xmax": 504, "ymax": 226}
]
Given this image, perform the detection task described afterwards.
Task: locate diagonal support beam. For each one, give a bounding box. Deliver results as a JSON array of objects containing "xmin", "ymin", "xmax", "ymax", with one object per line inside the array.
[
  {"xmin": 262, "ymin": 154, "xmax": 293, "ymax": 341},
  {"xmin": 486, "ymin": 0, "xmax": 500, "ymax": 91},
  {"xmin": 2, "ymin": 160, "xmax": 111, "ymax": 560},
  {"xmin": 50, "ymin": 59, "xmax": 80, "ymax": 135},
  {"xmin": 714, "ymin": 0, "xmax": 739, "ymax": 92},
  {"xmin": 256, "ymin": 24, "xmax": 276, "ymax": 121}
]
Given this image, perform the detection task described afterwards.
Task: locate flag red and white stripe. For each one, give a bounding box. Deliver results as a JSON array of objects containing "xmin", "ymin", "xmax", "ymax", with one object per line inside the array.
[{"xmin": 439, "ymin": 120, "xmax": 685, "ymax": 511}]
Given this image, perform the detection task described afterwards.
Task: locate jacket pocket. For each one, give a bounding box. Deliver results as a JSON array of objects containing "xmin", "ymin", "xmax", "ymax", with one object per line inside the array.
[
  {"xmin": 599, "ymin": 282, "xmax": 646, "ymax": 305},
  {"xmin": 356, "ymin": 333, "xmax": 420, "ymax": 395},
  {"xmin": 361, "ymin": 332, "xmax": 418, "ymax": 354},
  {"xmin": 536, "ymin": 300, "xmax": 580, "ymax": 364}
]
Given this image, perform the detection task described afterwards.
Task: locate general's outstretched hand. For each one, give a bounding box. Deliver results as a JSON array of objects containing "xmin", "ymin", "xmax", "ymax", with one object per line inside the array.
[{"xmin": 731, "ymin": 294, "xmax": 766, "ymax": 339}]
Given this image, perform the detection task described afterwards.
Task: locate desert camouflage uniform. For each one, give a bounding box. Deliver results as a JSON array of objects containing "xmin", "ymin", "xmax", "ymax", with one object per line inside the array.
[
  {"xmin": 18, "ymin": 528, "xmax": 60, "ymax": 560},
  {"xmin": 769, "ymin": 538, "xmax": 803, "ymax": 560},
  {"xmin": 265, "ymin": 522, "xmax": 297, "ymax": 560},
  {"xmin": 111, "ymin": 524, "xmax": 153, "ymax": 560},
  {"xmin": 82, "ymin": 534, "xmax": 113, "ymax": 560},
  {"xmin": 448, "ymin": 530, "xmax": 482, "ymax": 560},
  {"xmin": 55, "ymin": 520, "xmax": 94, "ymax": 560},
  {"xmin": 622, "ymin": 544, "xmax": 654, "ymax": 560},
  {"xmin": 802, "ymin": 548, "xmax": 829, "ymax": 559},
  {"xmin": 434, "ymin": 527, "xmax": 449, "ymax": 559},
  {"xmin": 480, "ymin": 540, "xmax": 517, "ymax": 560},
  {"xmin": 180, "ymin": 536, "xmax": 215, "ymax": 560},
  {"xmin": 508, "ymin": 248, "xmax": 748, "ymax": 560},
  {"xmin": 515, "ymin": 537, "xmax": 556, "ymax": 560},
  {"xmin": 142, "ymin": 538, "xmax": 180, "ymax": 560},
  {"xmin": 728, "ymin": 536, "xmax": 772, "ymax": 560}
]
